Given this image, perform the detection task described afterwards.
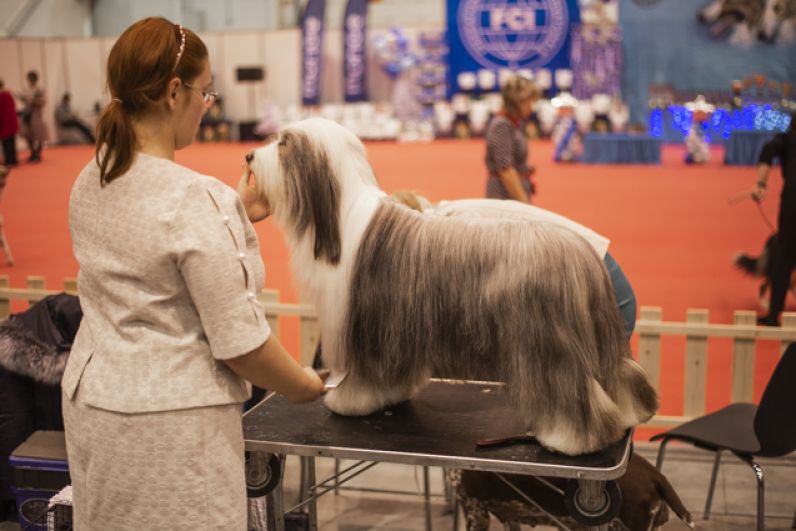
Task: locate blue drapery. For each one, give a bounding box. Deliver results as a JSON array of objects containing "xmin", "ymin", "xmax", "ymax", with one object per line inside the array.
[
  {"xmin": 581, "ymin": 133, "xmax": 662, "ymax": 164},
  {"xmin": 724, "ymin": 130, "xmax": 777, "ymax": 166}
]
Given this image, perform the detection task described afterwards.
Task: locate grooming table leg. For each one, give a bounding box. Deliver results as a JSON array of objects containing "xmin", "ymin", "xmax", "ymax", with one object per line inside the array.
[
  {"xmin": 423, "ymin": 466, "xmax": 432, "ymax": 531},
  {"xmin": 563, "ymin": 479, "xmax": 621, "ymax": 530},
  {"xmin": 307, "ymin": 456, "xmax": 318, "ymax": 531},
  {"xmin": 334, "ymin": 458, "xmax": 340, "ymax": 494},
  {"xmin": 266, "ymin": 455, "xmax": 287, "ymax": 531}
]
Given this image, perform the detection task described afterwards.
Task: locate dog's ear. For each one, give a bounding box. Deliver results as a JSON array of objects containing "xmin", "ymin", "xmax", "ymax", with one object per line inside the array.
[{"xmin": 278, "ymin": 129, "xmax": 342, "ymax": 265}]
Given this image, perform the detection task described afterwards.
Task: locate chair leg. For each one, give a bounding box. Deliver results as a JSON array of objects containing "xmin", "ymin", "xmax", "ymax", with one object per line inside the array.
[
  {"xmin": 655, "ymin": 438, "xmax": 670, "ymax": 470},
  {"xmin": 703, "ymin": 450, "xmax": 723, "ymax": 520},
  {"xmin": 746, "ymin": 460, "xmax": 765, "ymax": 531},
  {"xmin": 790, "ymin": 507, "xmax": 795, "ymax": 529}
]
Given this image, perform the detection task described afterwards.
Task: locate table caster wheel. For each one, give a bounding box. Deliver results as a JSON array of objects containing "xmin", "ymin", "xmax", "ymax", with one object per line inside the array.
[
  {"xmin": 246, "ymin": 452, "xmax": 281, "ymax": 498},
  {"xmin": 563, "ymin": 479, "xmax": 621, "ymax": 526}
]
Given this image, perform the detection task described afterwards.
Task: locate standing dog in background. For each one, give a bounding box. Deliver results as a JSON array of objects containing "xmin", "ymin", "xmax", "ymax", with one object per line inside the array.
[
  {"xmin": 243, "ymin": 118, "xmax": 658, "ymax": 456},
  {"xmin": 454, "ymin": 451, "xmax": 694, "ymax": 531},
  {"xmin": 735, "ymin": 233, "xmax": 796, "ymax": 310}
]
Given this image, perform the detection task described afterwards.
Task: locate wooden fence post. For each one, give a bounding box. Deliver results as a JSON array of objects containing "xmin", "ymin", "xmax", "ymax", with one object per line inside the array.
[
  {"xmin": 638, "ymin": 307, "xmax": 662, "ymax": 392},
  {"xmin": 0, "ymin": 275, "xmax": 9, "ymax": 320},
  {"xmin": 26, "ymin": 276, "xmax": 46, "ymax": 306},
  {"xmin": 63, "ymin": 278, "xmax": 78, "ymax": 294},
  {"xmin": 731, "ymin": 310, "xmax": 756, "ymax": 403},
  {"xmin": 684, "ymin": 309, "xmax": 709, "ymax": 417},
  {"xmin": 300, "ymin": 316, "xmax": 320, "ymax": 368},
  {"xmin": 260, "ymin": 289, "xmax": 280, "ymax": 338}
]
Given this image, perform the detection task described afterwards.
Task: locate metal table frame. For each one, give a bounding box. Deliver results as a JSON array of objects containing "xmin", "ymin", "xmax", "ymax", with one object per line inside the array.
[{"xmin": 243, "ymin": 379, "xmax": 632, "ymax": 531}]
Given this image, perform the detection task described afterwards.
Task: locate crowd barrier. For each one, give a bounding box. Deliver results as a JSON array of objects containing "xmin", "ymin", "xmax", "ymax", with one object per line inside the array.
[{"xmin": 3, "ymin": 275, "xmax": 795, "ymax": 429}]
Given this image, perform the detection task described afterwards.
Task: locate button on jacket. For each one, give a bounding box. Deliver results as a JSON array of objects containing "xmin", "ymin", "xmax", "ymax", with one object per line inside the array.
[{"xmin": 64, "ymin": 152, "xmax": 270, "ymax": 413}]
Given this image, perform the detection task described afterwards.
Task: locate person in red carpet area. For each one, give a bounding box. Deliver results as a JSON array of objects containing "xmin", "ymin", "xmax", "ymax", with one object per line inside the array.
[
  {"xmin": 0, "ymin": 80, "xmax": 18, "ymax": 167},
  {"xmin": 752, "ymin": 115, "xmax": 796, "ymax": 326}
]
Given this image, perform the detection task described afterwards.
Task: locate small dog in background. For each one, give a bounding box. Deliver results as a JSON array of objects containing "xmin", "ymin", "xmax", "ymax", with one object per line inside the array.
[
  {"xmin": 454, "ymin": 451, "xmax": 694, "ymax": 531},
  {"xmin": 734, "ymin": 233, "xmax": 796, "ymax": 310},
  {"xmin": 760, "ymin": 0, "xmax": 796, "ymax": 43},
  {"xmin": 698, "ymin": 0, "xmax": 766, "ymax": 44}
]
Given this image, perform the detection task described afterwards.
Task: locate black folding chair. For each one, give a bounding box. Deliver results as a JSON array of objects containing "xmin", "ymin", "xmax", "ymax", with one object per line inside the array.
[{"xmin": 651, "ymin": 342, "xmax": 796, "ymax": 531}]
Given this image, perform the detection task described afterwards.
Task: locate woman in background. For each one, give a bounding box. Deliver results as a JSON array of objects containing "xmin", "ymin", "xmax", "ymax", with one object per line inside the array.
[
  {"xmin": 485, "ymin": 74, "xmax": 539, "ymax": 203},
  {"xmin": 18, "ymin": 71, "xmax": 48, "ymax": 163}
]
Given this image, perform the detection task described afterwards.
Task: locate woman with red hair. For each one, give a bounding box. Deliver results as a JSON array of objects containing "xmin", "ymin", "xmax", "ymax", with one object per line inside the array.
[{"xmin": 64, "ymin": 18, "xmax": 325, "ymax": 529}]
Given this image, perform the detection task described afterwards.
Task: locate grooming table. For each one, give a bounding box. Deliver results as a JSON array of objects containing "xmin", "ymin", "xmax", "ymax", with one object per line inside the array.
[{"xmin": 243, "ymin": 379, "xmax": 632, "ymax": 531}]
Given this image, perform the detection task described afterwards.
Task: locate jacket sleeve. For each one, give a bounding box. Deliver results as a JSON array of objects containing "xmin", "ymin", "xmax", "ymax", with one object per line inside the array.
[{"xmin": 170, "ymin": 181, "xmax": 270, "ymax": 360}]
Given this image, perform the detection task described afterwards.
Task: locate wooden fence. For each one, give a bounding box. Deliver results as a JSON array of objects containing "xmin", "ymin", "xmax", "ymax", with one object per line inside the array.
[
  {"xmin": 637, "ymin": 306, "xmax": 796, "ymax": 428},
  {"xmin": 0, "ymin": 275, "xmax": 320, "ymax": 367},
  {"xmin": 3, "ymin": 275, "xmax": 795, "ymax": 429}
]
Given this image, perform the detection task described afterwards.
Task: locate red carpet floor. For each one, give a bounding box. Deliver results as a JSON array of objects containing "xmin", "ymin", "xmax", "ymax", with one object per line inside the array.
[{"xmin": 1, "ymin": 140, "xmax": 786, "ymax": 436}]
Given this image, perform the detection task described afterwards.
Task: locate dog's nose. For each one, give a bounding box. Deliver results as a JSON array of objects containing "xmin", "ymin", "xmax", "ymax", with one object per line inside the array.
[{"xmin": 245, "ymin": 152, "xmax": 254, "ymax": 164}]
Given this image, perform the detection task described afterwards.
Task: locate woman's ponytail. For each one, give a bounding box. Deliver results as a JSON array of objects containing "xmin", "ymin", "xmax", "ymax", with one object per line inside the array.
[{"xmin": 95, "ymin": 98, "xmax": 136, "ymax": 185}]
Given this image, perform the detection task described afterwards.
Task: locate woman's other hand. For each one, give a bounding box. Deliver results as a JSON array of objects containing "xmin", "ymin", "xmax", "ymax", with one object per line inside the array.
[{"xmin": 238, "ymin": 164, "xmax": 270, "ymax": 222}]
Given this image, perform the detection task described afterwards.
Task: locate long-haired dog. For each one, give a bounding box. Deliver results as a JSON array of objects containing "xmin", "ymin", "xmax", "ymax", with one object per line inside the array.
[
  {"xmin": 760, "ymin": 0, "xmax": 796, "ymax": 42},
  {"xmin": 698, "ymin": 0, "xmax": 766, "ymax": 43},
  {"xmin": 244, "ymin": 118, "xmax": 658, "ymax": 456},
  {"xmin": 734, "ymin": 233, "xmax": 796, "ymax": 309},
  {"xmin": 454, "ymin": 451, "xmax": 694, "ymax": 531}
]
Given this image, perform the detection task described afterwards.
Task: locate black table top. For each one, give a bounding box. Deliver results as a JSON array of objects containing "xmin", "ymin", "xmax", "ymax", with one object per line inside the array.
[{"xmin": 243, "ymin": 379, "xmax": 631, "ymax": 479}]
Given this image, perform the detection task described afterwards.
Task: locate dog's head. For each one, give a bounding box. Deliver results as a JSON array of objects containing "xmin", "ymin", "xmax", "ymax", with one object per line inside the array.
[
  {"xmin": 698, "ymin": 0, "xmax": 765, "ymax": 36},
  {"xmin": 760, "ymin": 0, "xmax": 796, "ymax": 40},
  {"xmin": 243, "ymin": 118, "xmax": 378, "ymax": 266}
]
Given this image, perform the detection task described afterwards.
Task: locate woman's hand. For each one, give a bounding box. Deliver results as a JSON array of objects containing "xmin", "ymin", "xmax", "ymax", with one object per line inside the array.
[
  {"xmin": 752, "ymin": 164, "xmax": 770, "ymax": 203},
  {"xmin": 751, "ymin": 182, "xmax": 767, "ymax": 203},
  {"xmin": 285, "ymin": 367, "xmax": 328, "ymax": 404},
  {"xmin": 238, "ymin": 164, "xmax": 270, "ymax": 222}
]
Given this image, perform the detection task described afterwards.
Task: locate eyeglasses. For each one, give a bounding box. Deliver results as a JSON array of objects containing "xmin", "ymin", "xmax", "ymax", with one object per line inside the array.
[{"xmin": 182, "ymin": 81, "xmax": 219, "ymax": 105}]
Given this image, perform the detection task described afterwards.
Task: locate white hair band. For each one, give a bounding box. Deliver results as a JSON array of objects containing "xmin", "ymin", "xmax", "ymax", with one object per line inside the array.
[{"xmin": 174, "ymin": 24, "xmax": 186, "ymax": 70}]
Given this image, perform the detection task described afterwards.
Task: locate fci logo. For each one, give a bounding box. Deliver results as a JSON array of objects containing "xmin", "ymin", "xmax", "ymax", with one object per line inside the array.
[
  {"xmin": 458, "ymin": 0, "xmax": 569, "ymax": 69},
  {"xmin": 489, "ymin": 6, "xmax": 539, "ymax": 31}
]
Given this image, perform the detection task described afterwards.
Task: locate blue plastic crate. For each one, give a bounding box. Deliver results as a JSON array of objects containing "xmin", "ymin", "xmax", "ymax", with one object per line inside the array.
[{"xmin": 9, "ymin": 431, "xmax": 70, "ymax": 531}]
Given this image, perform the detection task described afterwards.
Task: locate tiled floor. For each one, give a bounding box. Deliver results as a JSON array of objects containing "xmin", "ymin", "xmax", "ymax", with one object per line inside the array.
[{"xmin": 2, "ymin": 442, "xmax": 794, "ymax": 530}]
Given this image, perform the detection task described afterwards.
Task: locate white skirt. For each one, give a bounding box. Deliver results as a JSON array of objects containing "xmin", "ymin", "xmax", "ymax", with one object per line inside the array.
[{"xmin": 62, "ymin": 387, "xmax": 246, "ymax": 530}]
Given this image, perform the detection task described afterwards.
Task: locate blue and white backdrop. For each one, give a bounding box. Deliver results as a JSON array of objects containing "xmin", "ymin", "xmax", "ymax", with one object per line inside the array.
[{"xmin": 446, "ymin": 0, "xmax": 581, "ymax": 93}]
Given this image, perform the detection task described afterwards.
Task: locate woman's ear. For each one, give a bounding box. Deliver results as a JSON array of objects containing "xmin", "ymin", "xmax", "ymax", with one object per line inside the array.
[{"xmin": 166, "ymin": 77, "xmax": 182, "ymax": 111}]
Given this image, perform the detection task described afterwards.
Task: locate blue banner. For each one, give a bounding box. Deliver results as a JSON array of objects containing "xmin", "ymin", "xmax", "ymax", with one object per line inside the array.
[
  {"xmin": 343, "ymin": 0, "xmax": 368, "ymax": 102},
  {"xmin": 446, "ymin": 0, "xmax": 580, "ymax": 93},
  {"xmin": 301, "ymin": 0, "xmax": 326, "ymax": 106}
]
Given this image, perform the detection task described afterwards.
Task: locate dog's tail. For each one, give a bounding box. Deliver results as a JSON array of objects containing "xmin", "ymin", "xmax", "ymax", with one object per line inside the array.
[
  {"xmin": 652, "ymin": 464, "xmax": 695, "ymax": 528},
  {"xmin": 615, "ymin": 357, "xmax": 659, "ymax": 426},
  {"xmin": 513, "ymin": 227, "xmax": 658, "ymax": 455},
  {"xmin": 734, "ymin": 252, "xmax": 763, "ymax": 276}
]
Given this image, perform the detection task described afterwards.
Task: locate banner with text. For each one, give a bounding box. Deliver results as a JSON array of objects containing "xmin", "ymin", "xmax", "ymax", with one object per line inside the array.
[
  {"xmin": 343, "ymin": 0, "xmax": 368, "ymax": 102},
  {"xmin": 302, "ymin": 0, "xmax": 326, "ymax": 106},
  {"xmin": 446, "ymin": 0, "xmax": 580, "ymax": 93}
]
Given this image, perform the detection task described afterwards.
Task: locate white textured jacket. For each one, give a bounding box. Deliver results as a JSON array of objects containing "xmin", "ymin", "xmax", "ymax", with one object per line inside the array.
[{"xmin": 64, "ymin": 152, "xmax": 270, "ymax": 413}]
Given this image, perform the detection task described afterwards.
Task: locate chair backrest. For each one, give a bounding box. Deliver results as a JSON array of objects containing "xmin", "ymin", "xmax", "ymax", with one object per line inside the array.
[{"xmin": 754, "ymin": 343, "xmax": 796, "ymax": 457}]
